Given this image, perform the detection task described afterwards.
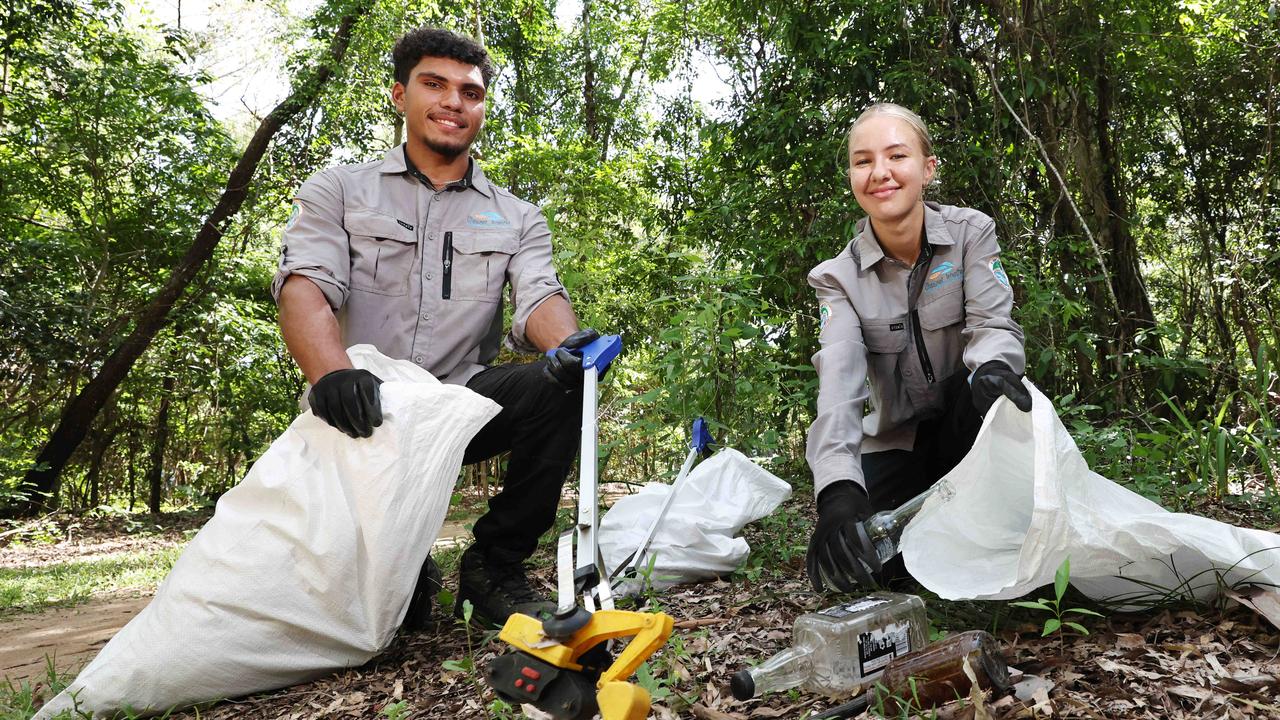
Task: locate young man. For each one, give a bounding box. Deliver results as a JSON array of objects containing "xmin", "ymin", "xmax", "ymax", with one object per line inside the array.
[{"xmin": 272, "ymin": 27, "xmax": 597, "ymax": 628}]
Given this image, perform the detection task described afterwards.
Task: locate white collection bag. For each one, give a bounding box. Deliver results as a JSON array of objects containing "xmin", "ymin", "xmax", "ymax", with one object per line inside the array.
[
  {"xmin": 36, "ymin": 346, "xmax": 500, "ymax": 719},
  {"xmin": 598, "ymin": 448, "xmax": 792, "ymax": 595},
  {"xmin": 902, "ymin": 381, "xmax": 1280, "ymax": 607}
]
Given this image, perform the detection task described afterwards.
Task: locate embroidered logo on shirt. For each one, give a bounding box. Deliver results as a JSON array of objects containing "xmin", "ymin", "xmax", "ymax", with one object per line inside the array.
[
  {"xmin": 890, "ymin": 322, "xmax": 905, "ymax": 331},
  {"xmin": 285, "ymin": 201, "xmax": 301, "ymax": 230},
  {"xmin": 397, "ymin": 219, "xmax": 414, "ymax": 231},
  {"xmin": 990, "ymin": 258, "xmax": 1011, "ymax": 289},
  {"xmin": 925, "ymin": 260, "xmax": 963, "ymax": 292},
  {"xmin": 819, "ymin": 303, "xmax": 833, "ymax": 330},
  {"xmin": 467, "ymin": 211, "xmax": 512, "ymax": 227}
]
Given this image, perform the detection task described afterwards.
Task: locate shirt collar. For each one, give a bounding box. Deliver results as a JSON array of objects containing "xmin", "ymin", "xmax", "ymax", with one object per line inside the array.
[
  {"xmin": 851, "ymin": 202, "xmax": 954, "ymax": 271},
  {"xmin": 378, "ymin": 144, "xmax": 492, "ymax": 198}
]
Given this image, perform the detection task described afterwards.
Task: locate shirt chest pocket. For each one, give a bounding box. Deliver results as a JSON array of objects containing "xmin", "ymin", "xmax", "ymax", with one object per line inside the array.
[
  {"xmin": 917, "ymin": 288, "xmax": 965, "ymax": 331},
  {"xmin": 346, "ymin": 210, "xmax": 418, "ymax": 296},
  {"xmin": 449, "ymin": 230, "xmax": 519, "ymax": 302},
  {"xmin": 861, "ymin": 319, "xmax": 909, "ymax": 354}
]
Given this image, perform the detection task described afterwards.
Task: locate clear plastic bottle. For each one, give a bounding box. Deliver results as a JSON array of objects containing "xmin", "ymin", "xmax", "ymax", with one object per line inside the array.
[
  {"xmin": 863, "ymin": 479, "xmax": 954, "ymax": 563},
  {"xmin": 730, "ymin": 592, "xmax": 927, "ymax": 700}
]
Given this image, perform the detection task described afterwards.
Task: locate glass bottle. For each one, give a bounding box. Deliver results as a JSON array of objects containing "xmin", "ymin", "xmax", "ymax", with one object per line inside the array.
[
  {"xmin": 730, "ymin": 592, "xmax": 927, "ymax": 700},
  {"xmin": 875, "ymin": 630, "xmax": 1010, "ymax": 713},
  {"xmin": 863, "ymin": 479, "xmax": 954, "ymax": 564}
]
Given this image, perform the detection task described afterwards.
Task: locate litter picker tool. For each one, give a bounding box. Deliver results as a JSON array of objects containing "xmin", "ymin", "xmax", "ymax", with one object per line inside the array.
[
  {"xmin": 486, "ymin": 334, "xmax": 676, "ymax": 720},
  {"xmin": 610, "ymin": 417, "xmax": 715, "ymax": 585},
  {"xmin": 558, "ymin": 333, "xmax": 623, "ymax": 614}
]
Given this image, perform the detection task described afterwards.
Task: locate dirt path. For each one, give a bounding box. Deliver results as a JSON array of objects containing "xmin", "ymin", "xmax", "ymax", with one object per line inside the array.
[
  {"xmin": 1, "ymin": 518, "xmax": 476, "ymax": 686},
  {"xmin": 0, "ymin": 592, "xmax": 151, "ymax": 684}
]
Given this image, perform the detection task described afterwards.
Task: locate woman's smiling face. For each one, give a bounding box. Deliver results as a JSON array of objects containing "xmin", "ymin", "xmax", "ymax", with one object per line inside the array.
[{"xmin": 847, "ymin": 114, "xmax": 937, "ymax": 226}]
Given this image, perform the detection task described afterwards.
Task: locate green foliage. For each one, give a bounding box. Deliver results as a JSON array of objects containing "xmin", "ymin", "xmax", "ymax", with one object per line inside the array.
[
  {"xmin": 2, "ymin": 0, "xmax": 1277, "ymax": 530},
  {"xmin": 1010, "ymin": 558, "xmax": 1105, "ymax": 638}
]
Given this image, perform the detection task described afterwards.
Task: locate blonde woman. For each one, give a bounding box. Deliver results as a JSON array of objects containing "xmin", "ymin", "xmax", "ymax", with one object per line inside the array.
[{"xmin": 805, "ymin": 103, "xmax": 1031, "ymax": 592}]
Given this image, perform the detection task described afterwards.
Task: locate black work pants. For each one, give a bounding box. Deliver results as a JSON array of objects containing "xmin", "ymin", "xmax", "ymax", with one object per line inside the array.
[
  {"xmin": 463, "ymin": 360, "xmax": 582, "ymax": 564},
  {"xmin": 863, "ymin": 370, "xmax": 983, "ymax": 580}
]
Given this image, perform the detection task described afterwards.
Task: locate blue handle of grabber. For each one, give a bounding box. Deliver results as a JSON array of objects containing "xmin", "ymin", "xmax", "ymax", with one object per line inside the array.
[
  {"xmin": 546, "ymin": 334, "xmax": 623, "ymax": 372},
  {"xmin": 691, "ymin": 417, "xmax": 715, "ymax": 455}
]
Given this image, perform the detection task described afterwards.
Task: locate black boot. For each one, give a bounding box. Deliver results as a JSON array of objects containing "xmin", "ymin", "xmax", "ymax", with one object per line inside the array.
[
  {"xmin": 454, "ymin": 545, "xmax": 556, "ymax": 628},
  {"xmin": 402, "ymin": 554, "xmax": 443, "ymax": 633}
]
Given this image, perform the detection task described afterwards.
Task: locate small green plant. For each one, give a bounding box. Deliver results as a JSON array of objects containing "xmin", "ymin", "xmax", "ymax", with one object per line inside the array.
[
  {"xmin": 379, "ymin": 700, "xmax": 410, "ymax": 719},
  {"xmin": 441, "ymin": 599, "xmax": 477, "ymax": 674},
  {"xmin": 1010, "ymin": 557, "xmax": 1103, "ymax": 636},
  {"xmin": 486, "ymin": 696, "xmax": 518, "ymax": 718},
  {"xmin": 634, "ymin": 661, "xmax": 672, "ymax": 702}
]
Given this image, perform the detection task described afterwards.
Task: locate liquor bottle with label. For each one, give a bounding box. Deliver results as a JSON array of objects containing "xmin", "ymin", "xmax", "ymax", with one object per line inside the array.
[{"xmin": 729, "ymin": 592, "xmax": 927, "ymax": 700}]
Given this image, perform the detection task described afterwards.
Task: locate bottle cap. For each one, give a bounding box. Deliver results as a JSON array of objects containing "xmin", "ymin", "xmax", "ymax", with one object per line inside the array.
[{"xmin": 729, "ymin": 669, "xmax": 755, "ymax": 700}]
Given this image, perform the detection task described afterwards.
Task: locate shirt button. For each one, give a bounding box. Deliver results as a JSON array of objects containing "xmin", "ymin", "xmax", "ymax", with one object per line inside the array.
[
  {"xmin": 414, "ymin": 355, "xmax": 424, "ymax": 364},
  {"xmin": 425, "ymin": 273, "xmax": 433, "ymax": 280},
  {"xmin": 428, "ymin": 233, "xmax": 435, "ymax": 241},
  {"xmin": 422, "ymin": 313, "xmax": 430, "ymax": 321},
  {"xmin": 433, "ymin": 195, "xmax": 441, "ymax": 202},
  {"xmin": 904, "ymin": 368, "xmax": 914, "ymax": 377}
]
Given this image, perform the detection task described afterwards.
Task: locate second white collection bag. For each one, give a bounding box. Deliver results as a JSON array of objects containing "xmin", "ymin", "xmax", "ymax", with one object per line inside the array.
[
  {"xmin": 902, "ymin": 381, "xmax": 1280, "ymax": 607},
  {"xmin": 599, "ymin": 448, "xmax": 792, "ymax": 595}
]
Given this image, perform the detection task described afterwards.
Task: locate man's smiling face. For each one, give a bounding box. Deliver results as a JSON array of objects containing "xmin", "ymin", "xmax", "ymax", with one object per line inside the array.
[{"xmin": 392, "ymin": 56, "xmax": 486, "ymax": 161}]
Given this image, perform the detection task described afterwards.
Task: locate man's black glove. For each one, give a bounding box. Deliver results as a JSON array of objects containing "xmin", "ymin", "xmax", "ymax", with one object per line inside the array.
[
  {"xmin": 971, "ymin": 360, "xmax": 1032, "ymax": 416},
  {"xmin": 542, "ymin": 328, "xmax": 602, "ymax": 392},
  {"xmin": 806, "ymin": 480, "xmax": 882, "ymax": 593},
  {"xmin": 308, "ymin": 368, "xmax": 383, "ymax": 438}
]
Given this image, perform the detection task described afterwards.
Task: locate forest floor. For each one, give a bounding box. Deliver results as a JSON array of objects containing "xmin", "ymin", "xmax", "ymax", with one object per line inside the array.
[{"xmin": 6, "ymin": 498, "xmax": 1280, "ymax": 719}]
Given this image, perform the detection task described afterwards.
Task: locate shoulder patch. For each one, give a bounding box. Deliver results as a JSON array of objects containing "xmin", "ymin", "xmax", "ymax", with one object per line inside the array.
[
  {"xmin": 989, "ymin": 257, "xmax": 1010, "ymax": 289},
  {"xmin": 819, "ymin": 303, "xmax": 833, "ymax": 330},
  {"xmin": 285, "ymin": 201, "xmax": 301, "ymax": 230}
]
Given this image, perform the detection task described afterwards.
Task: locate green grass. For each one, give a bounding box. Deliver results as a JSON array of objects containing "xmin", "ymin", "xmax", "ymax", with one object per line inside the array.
[
  {"xmin": 0, "ymin": 545, "xmax": 185, "ymax": 614},
  {"xmin": 0, "ymin": 657, "xmax": 78, "ymax": 719}
]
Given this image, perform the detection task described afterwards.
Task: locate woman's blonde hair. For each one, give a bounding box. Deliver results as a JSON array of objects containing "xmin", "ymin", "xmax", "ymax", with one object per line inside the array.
[{"xmin": 847, "ymin": 103, "xmax": 934, "ymax": 157}]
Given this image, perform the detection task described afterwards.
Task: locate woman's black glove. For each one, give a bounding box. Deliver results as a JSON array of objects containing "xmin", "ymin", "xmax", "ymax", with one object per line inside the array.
[
  {"xmin": 971, "ymin": 360, "xmax": 1032, "ymax": 415},
  {"xmin": 308, "ymin": 368, "xmax": 383, "ymax": 438},
  {"xmin": 806, "ymin": 480, "xmax": 882, "ymax": 593},
  {"xmin": 543, "ymin": 328, "xmax": 602, "ymax": 391}
]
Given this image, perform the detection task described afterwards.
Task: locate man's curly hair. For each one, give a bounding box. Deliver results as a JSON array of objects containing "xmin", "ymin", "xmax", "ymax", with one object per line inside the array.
[{"xmin": 393, "ymin": 27, "xmax": 496, "ymax": 88}]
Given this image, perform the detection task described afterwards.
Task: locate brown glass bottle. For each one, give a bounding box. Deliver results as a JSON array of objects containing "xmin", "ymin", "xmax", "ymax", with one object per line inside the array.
[{"xmin": 874, "ymin": 630, "xmax": 1010, "ymax": 713}]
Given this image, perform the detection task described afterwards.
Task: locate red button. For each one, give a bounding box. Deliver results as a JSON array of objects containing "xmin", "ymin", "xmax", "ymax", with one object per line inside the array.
[
  {"xmin": 521, "ymin": 667, "xmax": 542, "ymax": 680},
  {"xmin": 514, "ymin": 679, "xmax": 524, "ymax": 689},
  {"xmin": 526, "ymin": 684, "xmax": 537, "ymax": 693}
]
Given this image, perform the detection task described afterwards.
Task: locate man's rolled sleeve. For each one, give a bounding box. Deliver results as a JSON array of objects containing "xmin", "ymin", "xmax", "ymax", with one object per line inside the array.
[
  {"xmin": 805, "ymin": 267, "xmax": 872, "ymax": 498},
  {"xmin": 271, "ymin": 171, "xmax": 350, "ymax": 311},
  {"xmin": 959, "ymin": 219, "xmax": 1025, "ymax": 374},
  {"xmin": 506, "ymin": 207, "xmax": 571, "ymax": 352}
]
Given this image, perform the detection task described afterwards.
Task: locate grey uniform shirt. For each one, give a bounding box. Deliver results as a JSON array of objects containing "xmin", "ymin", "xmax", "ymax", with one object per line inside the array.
[
  {"xmin": 805, "ymin": 202, "xmax": 1025, "ymax": 497},
  {"xmin": 271, "ymin": 145, "xmax": 570, "ymax": 385}
]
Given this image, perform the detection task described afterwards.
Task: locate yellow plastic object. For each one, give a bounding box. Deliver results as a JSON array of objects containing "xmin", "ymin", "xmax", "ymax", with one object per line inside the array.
[
  {"xmin": 498, "ymin": 609, "xmax": 675, "ymax": 720},
  {"xmin": 597, "ymin": 680, "xmax": 650, "ymax": 720}
]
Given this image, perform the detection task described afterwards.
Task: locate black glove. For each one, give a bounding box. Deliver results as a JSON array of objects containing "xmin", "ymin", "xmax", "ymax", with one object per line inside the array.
[
  {"xmin": 308, "ymin": 368, "xmax": 383, "ymax": 438},
  {"xmin": 806, "ymin": 481, "xmax": 882, "ymax": 593},
  {"xmin": 542, "ymin": 328, "xmax": 602, "ymax": 392},
  {"xmin": 971, "ymin": 360, "xmax": 1032, "ymax": 415}
]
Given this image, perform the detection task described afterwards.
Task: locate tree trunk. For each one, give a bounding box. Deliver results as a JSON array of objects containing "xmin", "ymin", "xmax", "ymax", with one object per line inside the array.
[
  {"xmin": 581, "ymin": 0, "xmax": 598, "ymax": 144},
  {"xmin": 127, "ymin": 430, "xmax": 137, "ymax": 512},
  {"xmin": 84, "ymin": 425, "xmax": 119, "ymax": 509},
  {"xmin": 18, "ymin": 1, "xmax": 372, "ymax": 514},
  {"xmin": 147, "ymin": 375, "xmax": 175, "ymax": 515}
]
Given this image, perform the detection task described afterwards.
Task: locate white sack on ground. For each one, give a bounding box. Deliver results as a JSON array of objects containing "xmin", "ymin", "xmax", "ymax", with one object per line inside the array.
[
  {"xmin": 599, "ymin": 448, "xmax": 791, "ymax": 596},
  {"xmin": 36, "ymin": 345, "xmax": 500, "ymax": 719},
  {"xmin": 901, "ymin": 381, "xmax": 1280, "ymax": 607}
]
